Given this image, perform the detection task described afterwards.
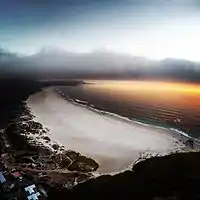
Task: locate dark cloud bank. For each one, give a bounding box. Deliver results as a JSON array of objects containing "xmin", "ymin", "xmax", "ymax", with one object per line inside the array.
[{"xmin": 0, "ymin": 47, "xmax": 200, "ymax": 82}]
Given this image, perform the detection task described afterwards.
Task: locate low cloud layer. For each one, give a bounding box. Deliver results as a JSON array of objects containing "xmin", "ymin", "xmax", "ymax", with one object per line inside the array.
[{"xmin": 0, "ymin": 47, "xmax": 200, "ymax": 82}]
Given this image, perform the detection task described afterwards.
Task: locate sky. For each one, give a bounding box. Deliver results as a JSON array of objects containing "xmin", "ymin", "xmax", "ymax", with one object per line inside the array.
[{"xmin": 1, "ymin": 0, "xmax": 200, "ymax": 61}]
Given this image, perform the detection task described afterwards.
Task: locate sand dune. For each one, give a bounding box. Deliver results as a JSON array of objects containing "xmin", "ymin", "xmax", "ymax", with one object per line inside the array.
[{"xmin": 27, "ymin": 88, "xmax": 185, "ymax": 173}]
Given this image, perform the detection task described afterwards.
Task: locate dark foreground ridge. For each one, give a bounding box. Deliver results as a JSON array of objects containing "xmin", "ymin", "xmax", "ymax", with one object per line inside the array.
[
  {"xmin": 0, "ymin": 77, "xmax": 200, "ymax": 200},
  {"xmin": 54, "ymin": 151, "xmax": 200, "ymax": 200}
]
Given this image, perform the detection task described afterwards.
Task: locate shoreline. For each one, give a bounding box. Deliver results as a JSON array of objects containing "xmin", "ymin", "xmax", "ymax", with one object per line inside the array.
[
  {"xmin": 2, "ymin": 79, "xmax": 200, "ymax": 198},
  {"xmin": 3, "ymin": 103, "xmax": 98, "ymax": 189},
  {"xmin": 56, "ymin": 87, "xmax": 200, "ymax": 148},
  {"xmin": 27, "ymin": 87, "xmax": 187, "ymax": 173},
  {"xmin": 1, "ymin": 79, "xmax": 200, "ymax": 199}
]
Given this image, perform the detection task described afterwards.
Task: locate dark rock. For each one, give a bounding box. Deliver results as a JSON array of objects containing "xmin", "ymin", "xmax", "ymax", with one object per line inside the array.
[
  {"xmin": 42, "ymin": 136, "xmax": 51, "ymax": 142},
  {"xmin": 52, "ymin": 144, "xmax": 60, "ymax": 150},
  {"xmin": 42, "ymin": 130, "xmax": 47, "ymax": 134},
  {"xmin": 68, "ymin": 156, "xmax": 99, "ymax": 172},
  {"xmin": 28, "ymin": 121, "xmax": 43, "ymax": 130},
  {"xmin": 59, "ymin": 155, "xmax": 71, "ymax": 168},
  {"xmin": 184, "ymin": 139, "xmax": 194, "ymax": 148},
  {"xmin": 63, "ymin": 150, "xmax": 81, "ymax": 160},
  {"xmin": 76, "ymin": 174, "xmax": 90, "ymax": 183},
  {"xmin": 60, "ymin": 146, "xmax": 65, "ymax": 151}
]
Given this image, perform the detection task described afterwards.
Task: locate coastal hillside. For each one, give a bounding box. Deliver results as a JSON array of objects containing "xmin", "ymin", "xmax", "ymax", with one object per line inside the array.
[{"xmin": 0, "ymin": 78, "xmax": 199, "ymax": 200}]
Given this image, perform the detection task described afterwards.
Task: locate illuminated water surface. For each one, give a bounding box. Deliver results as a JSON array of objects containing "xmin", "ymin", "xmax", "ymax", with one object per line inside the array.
[{"xmin": 59, "ymin": 80, "xmax": 200, "ymax": 139}]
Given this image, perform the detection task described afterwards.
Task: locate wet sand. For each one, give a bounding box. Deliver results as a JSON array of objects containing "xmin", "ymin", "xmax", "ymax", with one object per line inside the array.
[{"xmin": 27, "ymin": 88, "xmax": 185, "ymax": 173}]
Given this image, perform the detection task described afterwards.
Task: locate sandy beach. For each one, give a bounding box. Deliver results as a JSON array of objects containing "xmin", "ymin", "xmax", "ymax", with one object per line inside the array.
[{"xmin": 27, "ymin": 88, "xmax": 185, "ymax": 173}]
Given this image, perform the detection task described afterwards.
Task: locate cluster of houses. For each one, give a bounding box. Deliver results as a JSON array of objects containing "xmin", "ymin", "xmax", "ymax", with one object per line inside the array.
[{"xmin": 0, "ymin": 163, "xmax": 47, "ymax": 200}]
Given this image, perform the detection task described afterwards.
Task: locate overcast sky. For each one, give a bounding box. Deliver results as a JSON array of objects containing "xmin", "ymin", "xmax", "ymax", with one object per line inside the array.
[{"xmin": 1, "ymin": 0, "xmax": 200, "ymax": 61}]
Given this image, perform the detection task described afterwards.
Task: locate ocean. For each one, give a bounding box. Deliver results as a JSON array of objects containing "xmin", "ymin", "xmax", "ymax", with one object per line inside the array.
[{"xmin": 57, "ymin": 80, "xmax": 200, "ymax": 140}]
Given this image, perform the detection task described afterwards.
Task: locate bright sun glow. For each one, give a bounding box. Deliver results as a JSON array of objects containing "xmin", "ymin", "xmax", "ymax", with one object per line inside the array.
[
  {"xmin": 87, "ymin": 80, "xmax": 200, "ymax": 110},
  {"xmin": 89, "ymin": 81, "xmax": 200, "ymax": 94}
]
